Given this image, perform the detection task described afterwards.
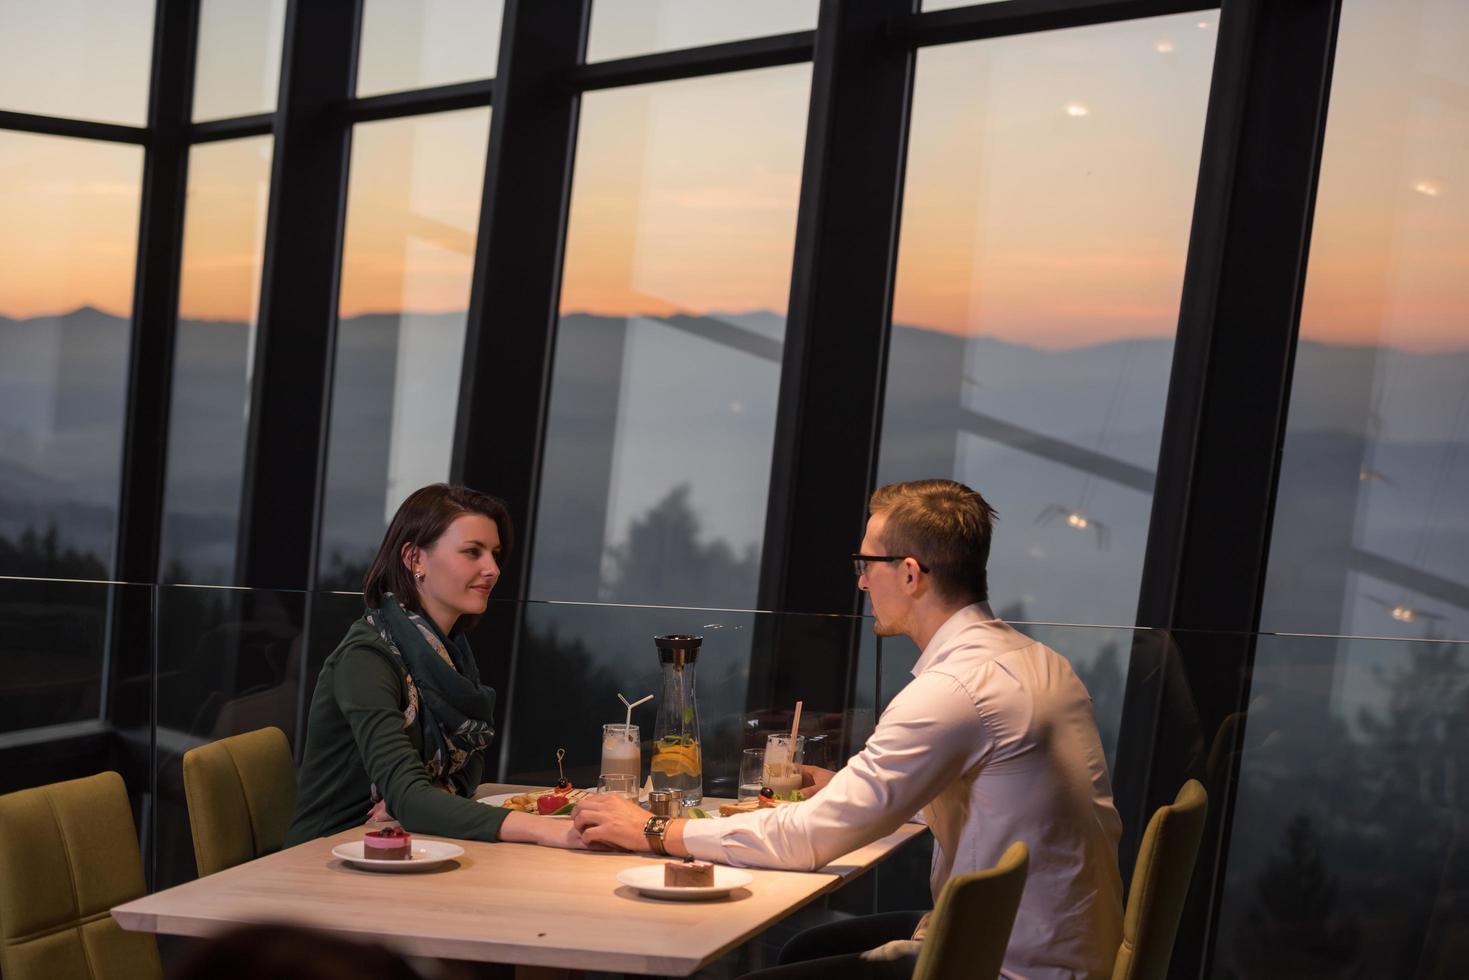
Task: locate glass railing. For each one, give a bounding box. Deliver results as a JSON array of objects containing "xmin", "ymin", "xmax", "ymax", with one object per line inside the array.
[{"xmin": 2, "ymin": 575, "xmax": 1462, "ymax": 975}]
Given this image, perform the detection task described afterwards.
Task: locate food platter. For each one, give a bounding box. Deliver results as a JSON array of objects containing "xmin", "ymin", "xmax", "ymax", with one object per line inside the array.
[{"xmin": 479, "ymin": 790, "xmax": 586, "ymax": 818}]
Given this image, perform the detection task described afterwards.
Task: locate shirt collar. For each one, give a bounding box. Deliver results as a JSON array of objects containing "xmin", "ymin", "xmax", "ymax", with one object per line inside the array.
[{"xmin": 911, "ymin": 601, "xmax": 998, "ymax": 677}]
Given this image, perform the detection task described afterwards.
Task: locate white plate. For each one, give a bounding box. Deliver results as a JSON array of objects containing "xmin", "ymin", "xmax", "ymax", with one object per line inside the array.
[
  {"xmin": 478, "ymin": 791, "xmax": 574, "ymax": 818},
  {"xmin": 615, "ymin": 864, "xmax": 753, "ymax": 901},
  {"xmin": 331, "ymin": 838, "xmax": 465, "ymax": 871}
]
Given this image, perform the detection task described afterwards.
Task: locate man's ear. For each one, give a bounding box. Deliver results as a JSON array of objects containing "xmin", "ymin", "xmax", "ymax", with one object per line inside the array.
[{"xmin": 902, "ymin": 558, "xmax": 925, "ymax": 598}]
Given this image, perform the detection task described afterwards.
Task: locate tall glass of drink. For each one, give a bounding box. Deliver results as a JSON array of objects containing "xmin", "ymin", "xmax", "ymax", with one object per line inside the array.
[
  {"xmin": 601, "ymin": 723, "xmax": 640, "ymax": 783},
  {"xmin": 763, "ymin": 734, "xmax": 805, "ymax": 797},
  {"xmin": 738, "ymin": 748, "xmax": 765, "ymax": 801}
]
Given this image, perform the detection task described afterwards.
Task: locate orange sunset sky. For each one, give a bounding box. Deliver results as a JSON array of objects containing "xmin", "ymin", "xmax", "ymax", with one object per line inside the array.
[{"xmin": 1, "ymin": 1, "xmax": 1465, "ymax": 352}]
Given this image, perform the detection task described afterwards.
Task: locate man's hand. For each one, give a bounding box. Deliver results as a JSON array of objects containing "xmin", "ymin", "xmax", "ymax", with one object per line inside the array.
[
  {"xmin": 800, "ymin": 765, "xmax": 837, "ymax": 798},
  {"xmin": 572, "ymin": 795, "xmax": 655, "ymax": 852},
  {"xmin": 365, "ymin": 799, "xmax": 393, "ymax": 824}
]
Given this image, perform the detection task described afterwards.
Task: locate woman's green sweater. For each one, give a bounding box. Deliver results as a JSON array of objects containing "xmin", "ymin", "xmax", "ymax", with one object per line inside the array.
[{"xmin": 284, "ymin": 619, "xmax": 510, "ymax": 846}]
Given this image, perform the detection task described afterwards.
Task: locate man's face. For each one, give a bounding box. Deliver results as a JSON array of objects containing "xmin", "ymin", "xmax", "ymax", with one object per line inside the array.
[{"xmin": 858, "ymin": 512, "xmax": 907, "ymax": 638}]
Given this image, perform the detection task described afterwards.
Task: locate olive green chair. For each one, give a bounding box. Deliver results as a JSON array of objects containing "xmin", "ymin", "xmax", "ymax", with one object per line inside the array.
[
  {"xmin": 0, "ymin": 771, "xmax": 162, "ymax": 980},
  {"xmin": 182, "ymin": 726, "xmax": 297, "ymax": 878},
  {"xmin": 912, "ymin": 840, "xmax": 1030, "ymax": 980},
  {"xmin": 1112, "ymin": 779, "xmax": 1209, "ymax": 980}
]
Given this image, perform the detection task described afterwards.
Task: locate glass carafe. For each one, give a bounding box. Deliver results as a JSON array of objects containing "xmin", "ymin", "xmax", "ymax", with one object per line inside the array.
[{"xmin": 651, "ymin": 633, "xmax": 703, "ymax": 805}]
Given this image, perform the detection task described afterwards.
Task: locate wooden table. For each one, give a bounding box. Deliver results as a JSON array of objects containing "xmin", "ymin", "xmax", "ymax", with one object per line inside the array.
[{"xmin": 113, "ymin": 785, "xmax": 927, "ymax": 976}]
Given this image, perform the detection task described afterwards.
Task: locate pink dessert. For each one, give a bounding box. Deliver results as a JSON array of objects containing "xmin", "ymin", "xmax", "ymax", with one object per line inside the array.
[{"xmin": 364, "ymin": 825, "xmax": 412, "ymax": 860}]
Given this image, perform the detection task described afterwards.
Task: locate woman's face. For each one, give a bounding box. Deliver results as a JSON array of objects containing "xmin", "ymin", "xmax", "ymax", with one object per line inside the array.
[{"xmin": 404, "ymin": 513, "xmax": 502, "ymax": 633}]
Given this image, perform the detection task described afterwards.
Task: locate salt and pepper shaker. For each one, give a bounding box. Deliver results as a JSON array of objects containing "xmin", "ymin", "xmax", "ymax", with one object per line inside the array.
[{"xmin": 647, "ymin": 789, "xmax": 684, "ymax": 819}]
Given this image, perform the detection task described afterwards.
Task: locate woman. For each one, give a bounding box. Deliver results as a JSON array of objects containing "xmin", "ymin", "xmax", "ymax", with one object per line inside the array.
[{"xmin": 286, "ymin": 483, "xmax": 576, "ymax": 849}]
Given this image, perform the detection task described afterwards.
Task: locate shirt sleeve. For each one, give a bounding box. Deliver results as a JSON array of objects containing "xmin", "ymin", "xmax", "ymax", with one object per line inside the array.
[
  {"xmin": 682, "ymin": 671, "xmax": 988, "ymax": 871},
  {"xmin": 334, "ymin": 645, "xmax": 509, "ymax": 842}
]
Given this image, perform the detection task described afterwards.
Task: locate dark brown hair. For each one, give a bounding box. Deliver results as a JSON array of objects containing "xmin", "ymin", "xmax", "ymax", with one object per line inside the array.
[
  {"xmin": 363, "ymin": 483, "xmax": 514, "ymax": 614},
  {"xmin": 868, "ymin": 479, "xmax": 998, "ymax": 603}
]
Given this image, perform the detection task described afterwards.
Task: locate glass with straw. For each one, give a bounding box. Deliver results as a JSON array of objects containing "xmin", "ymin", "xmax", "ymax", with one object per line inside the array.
[
  {"xmin": 764, "ymin": 700, "xmax": 805, "ymax": 798},
  {"xmin": 602, "ymin": 693, "xmax": 651, "ymax": 784}
]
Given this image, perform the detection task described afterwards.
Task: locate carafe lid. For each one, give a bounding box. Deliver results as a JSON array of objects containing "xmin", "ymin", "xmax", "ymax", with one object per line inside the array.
[{"xmin": 654, "ymin": 633, "xmax": 702, "ymax": 665}]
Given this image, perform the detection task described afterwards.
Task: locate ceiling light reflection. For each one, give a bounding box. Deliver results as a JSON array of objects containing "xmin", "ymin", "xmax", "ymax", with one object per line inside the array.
[
  {"xmin": 1065, "ymin": 103, "xmax": 1089, "ymax": 117},
  {"xmin": 1154, "ymin": 40, "xmax": 1175, "ymax": 54},
  {"xmin": 1414, "ymin": 180, "xmax": 1441, "ymax": 197}
]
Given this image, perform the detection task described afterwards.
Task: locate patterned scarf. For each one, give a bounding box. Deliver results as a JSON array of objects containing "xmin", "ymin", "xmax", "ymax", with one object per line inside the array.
[{"xmin": 363, "ymin": 594, "xmax": 497, "ymax": 793}]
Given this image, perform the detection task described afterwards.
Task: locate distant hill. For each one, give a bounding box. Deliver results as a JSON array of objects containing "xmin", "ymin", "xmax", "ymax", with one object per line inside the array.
[{"xmin": 2, "ymin": 306, "xmax": 1464, "ymax": 640}]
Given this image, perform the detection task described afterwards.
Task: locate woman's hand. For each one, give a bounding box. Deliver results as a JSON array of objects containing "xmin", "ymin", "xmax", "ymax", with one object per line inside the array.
[
  {"xmin": 800, "ymin": 765, "xmax": 837, "ymax": 798},
  {"xmin": 499, "ymin": 811, "xmax": 589, "ymax": 849}
]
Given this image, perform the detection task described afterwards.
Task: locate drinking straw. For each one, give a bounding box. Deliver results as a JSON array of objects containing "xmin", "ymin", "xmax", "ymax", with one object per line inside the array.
[
  {"xmin": 619, "ymin": 692, "xmax": 654, "ymax": 733},
  {"xmin": 789, "ymin": 700, "xmax": 803, "ymax": 747}
]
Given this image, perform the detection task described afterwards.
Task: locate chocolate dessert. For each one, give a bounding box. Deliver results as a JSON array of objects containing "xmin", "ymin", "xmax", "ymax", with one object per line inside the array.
[
  {"xmin": 364, "ymin": 825, "xmax": 413, "ymax": 860},
  {"xmin": 664, "ymin": 856, "xmax": 714, "ymax": 887}
]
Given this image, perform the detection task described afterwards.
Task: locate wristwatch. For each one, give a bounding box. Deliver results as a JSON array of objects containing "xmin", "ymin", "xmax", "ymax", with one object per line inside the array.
[{"xmin": 643, "ymin": 815, "xmax": 671, "ymax": 855}]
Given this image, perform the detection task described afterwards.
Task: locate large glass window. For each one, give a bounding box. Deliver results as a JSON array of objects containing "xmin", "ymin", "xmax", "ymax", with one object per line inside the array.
[
  {"xmin": 586, "ymin": 0, "xmax": 817, "ymax": 63},
  {"xmin": 878, "ymin": 13, "xmax": 1217, "ymax": 638},
  {"xmin": 316, "ymin": 109, "xmax": 491, "ymax": 587},
  {"xmin": 1260, "ymin": 0, "xmax": 1469, "ymax": 642},
  {"xmin": 532, "ymin": 65, "xmax": 811, "ymax": 608},
  {"xmin": 0, "ymin": 0, "xmax": 154, "ymax": 126},
  {"xmin": 0, "ymin": 132, "xmax": 144, "ymax": 576},
  {"xmin": 357, "ymin": 0, "xmax": 503, "ymax": 97},
  {"xmin": 192, "ymin": 0, "xmax": 286, "ymax": 121},
  {"xmin": 160, "ymin": 137, "xmax": 274, "ymax": 585}
]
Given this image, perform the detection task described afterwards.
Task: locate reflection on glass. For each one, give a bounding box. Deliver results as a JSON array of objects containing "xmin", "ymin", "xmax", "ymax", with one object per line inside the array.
[
  {"xmin": 879, "ymin": 13, "xmax": 1215, "ymax": 630},
  {"xmin": 152, "ymin": 583, "xmax": 306, "ymax": 888},
  {"xmin": 1216, "ymin": 632, "xmax": 1469, "ymax": 977},
  {"xmin": 160, "ymin": 137, "xmax": 274, "ymax": 585},
  {"xmin": 317, "ymin": 109, "xmax": 490, "ymax": 587},
  {"xmin": 0, "ymin": 0, "xmax": 154, "ymax": 125},
  {"xmin": 534, "ymin": 66, "xmax": 809, "ymax": 608},
  {"xmin": 192, "ymin": 0, "xmax": 286, "ymax": 121},
  {"xmin": 0, "ymin": 132, "xmax": 143, "ymax": 576},
  {"xmin": 0, "ymin": 579, "xmax": 110, "ymax": 738},
  {"xmin": 1261, "ymin": 0, "xmax": 1469, "ymax": 642},
  {"xmin": 586, "ymin": 0, "xmax": 816, "ymax": 62},
  {"xmin": 357, "ymin": 0, "xmax": 503, "ymax": 97}
]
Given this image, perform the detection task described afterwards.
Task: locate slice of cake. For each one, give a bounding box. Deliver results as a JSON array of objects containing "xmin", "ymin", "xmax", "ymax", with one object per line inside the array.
[
  {"xmin": 664, "ymin": 857, "xmax": 715, "ymax": 887},
  {"xmin": 364, "ymin": 825, "xmax": 412, "ymax": 860}
]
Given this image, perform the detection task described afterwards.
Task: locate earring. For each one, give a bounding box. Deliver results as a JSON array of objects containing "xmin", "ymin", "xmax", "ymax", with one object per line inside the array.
[{"xmin": 415, "ymin": 569, "xmax": 425, "ymax": 582}]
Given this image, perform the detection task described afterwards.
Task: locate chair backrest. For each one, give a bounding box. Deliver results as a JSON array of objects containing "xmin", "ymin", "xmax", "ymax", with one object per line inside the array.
[
  {"xmin": 183, "ymin": 726, "xmax": 298, "ymax": 878},
  {"xmin": 912, "ymin": 840, "xmax": 1030, "ymax": 980},
  {"xmin": 0, "ymin": 771, "xmax": 162, "ymax": 980},
  {"xmin": 1113, "ymin": 779, "xmax": 1209, "ymax": 980}
]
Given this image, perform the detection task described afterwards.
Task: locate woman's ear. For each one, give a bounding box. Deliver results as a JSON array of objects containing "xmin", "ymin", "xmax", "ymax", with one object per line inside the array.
[{"xmin": 400, "ymin": 541, "xmax": 418, "ymax": 576}]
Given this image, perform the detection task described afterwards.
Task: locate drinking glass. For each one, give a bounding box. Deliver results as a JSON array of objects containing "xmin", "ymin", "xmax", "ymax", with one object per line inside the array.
[
  {"xmin": 601, "ymin": 723, "xmax": 640, "ymax": 782},
  {"xmin": 597, "ymin": 773, "xmax": 639, "ymax": 799},
  {"xmin": 763, "ymin": 734, "xmax": 805, "ymax": 797},
  {"xmin": 738, "ymin": 748, "xmax": 765, "ymax": 801}
]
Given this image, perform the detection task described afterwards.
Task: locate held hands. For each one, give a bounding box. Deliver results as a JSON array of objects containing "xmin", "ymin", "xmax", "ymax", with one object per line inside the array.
[{"xmin": 572, "ymin": 794, "xmax": 656, "ymax": 852}]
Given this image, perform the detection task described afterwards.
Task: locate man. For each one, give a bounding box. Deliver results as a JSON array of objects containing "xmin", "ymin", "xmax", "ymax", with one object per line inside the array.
[{"xmin": 574, "ymin": 479, "xmax": 1123, "ymax": 979}]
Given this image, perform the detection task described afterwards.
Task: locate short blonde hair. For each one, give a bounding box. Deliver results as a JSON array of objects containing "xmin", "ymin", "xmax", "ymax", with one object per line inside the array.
[{"xmin": 868, "ymin": 479, "xmax": 997, "ymax": 603}]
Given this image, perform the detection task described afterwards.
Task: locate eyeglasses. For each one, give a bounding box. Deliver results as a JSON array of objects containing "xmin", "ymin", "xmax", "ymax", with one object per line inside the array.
[{"xmin": 850, "ymin": 554, "xmax": 931, "ymax": 576}]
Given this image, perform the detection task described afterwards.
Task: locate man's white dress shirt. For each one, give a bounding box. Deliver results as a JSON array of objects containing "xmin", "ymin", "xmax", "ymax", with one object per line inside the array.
[{"xmin": 681, "ymin": 603, "xmax": 1124, "ymax": 980}]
